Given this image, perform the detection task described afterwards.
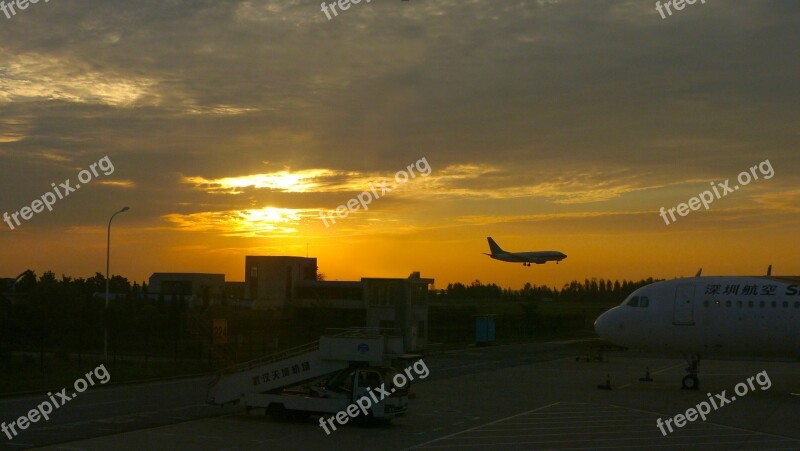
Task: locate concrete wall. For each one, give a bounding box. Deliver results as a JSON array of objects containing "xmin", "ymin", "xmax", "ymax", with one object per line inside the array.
[
  {"xmin": 363, "ymin": 276, "xmax": 432, "ymax": 352},
  {"xmin": 148, "ymin": 273, "xmax": 225, "ymax": 299},
  {"xmin": 245, "ymin": 256, "xmax": 317, "ymax": 309}
]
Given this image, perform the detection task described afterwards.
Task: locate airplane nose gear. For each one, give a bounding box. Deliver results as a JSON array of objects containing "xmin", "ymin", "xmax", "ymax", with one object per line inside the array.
[{"xmin": 682, "ymin": 354, "xmax": 701, "ymax": 390}]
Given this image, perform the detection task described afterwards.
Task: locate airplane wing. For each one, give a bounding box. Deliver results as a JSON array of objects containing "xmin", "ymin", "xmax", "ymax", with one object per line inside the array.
[{"xmin": 505, "ymin": 252, "xmax": 532, "ymax": 263}]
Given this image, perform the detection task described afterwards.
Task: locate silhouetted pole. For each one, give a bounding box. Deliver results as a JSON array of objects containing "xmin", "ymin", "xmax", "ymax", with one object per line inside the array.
[{"xmin": 105, "ymin": 206, "xmax": 129, "ymax": 362}]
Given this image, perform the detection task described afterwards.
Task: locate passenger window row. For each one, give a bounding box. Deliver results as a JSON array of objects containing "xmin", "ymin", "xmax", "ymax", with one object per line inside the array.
[{"xmin": 703, "ymin": 300, "xmax": 800, "ymax": 309}]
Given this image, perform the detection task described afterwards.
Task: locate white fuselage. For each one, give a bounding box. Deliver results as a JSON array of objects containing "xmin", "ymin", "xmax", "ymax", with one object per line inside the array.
[{"xmin": 594, "ymin": 276, "xmax": 800, "ymax": 358}]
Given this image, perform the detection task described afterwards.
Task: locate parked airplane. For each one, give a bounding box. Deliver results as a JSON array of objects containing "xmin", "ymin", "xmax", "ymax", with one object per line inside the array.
[
  {"xmin": 594, "ymin": 271, "xmax": 800, "ymax": 390},
  {"xmin": 483, "ymin": 237, "xmax": 567, "ymax": 267}
]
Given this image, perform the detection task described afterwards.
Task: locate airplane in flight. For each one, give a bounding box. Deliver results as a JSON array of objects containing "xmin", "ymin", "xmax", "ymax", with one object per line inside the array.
[
  {"xmin": 594, "ymin": 269, "xmax": 800, "ymax": 390},
  {"xmin": 483, "ymin": 237, "xmax": 567, "ymax": 267}
]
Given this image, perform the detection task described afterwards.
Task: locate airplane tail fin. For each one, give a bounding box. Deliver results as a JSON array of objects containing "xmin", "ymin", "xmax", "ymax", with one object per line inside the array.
[{"xmin": 487, "ymin": 237, "xmax": 504, "ymax": 255}]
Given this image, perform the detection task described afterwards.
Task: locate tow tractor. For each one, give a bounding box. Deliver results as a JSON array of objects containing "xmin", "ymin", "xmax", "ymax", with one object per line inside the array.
[{"xmin": 207, "ymin": 328, "xmax": 415, "ymax": 421}]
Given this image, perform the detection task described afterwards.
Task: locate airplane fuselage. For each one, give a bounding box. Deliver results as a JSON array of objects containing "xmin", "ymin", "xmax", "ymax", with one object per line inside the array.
[
  {"xmin": 595, "ymin": 276, "xmax": 800, "ymax": 358},
  {"xmin": 488, "ymin": 251, "xmax": 566, "ymax": 264},
  {"xmin": 484, "ymin": 237, "xmax": 566, "ymax": 266}
]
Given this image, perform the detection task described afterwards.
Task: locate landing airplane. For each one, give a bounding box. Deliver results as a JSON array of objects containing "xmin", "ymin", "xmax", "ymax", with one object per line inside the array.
[
  {"xmin": 483, "ymin": 237, "xmax": 567, "ymax": 267},
  {"xmin": 594, "ymin": 270, "xmax": 800, "ymax": 390}
]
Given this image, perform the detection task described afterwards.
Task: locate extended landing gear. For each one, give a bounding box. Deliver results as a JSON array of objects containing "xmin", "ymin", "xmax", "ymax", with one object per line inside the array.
[
  {"xmin": 682, "ymin": 354, "xmax": 701, "ymax": 390},
  {"xmin": 523, "ymin": 263, "xmax": 530, "ymax": 267}
]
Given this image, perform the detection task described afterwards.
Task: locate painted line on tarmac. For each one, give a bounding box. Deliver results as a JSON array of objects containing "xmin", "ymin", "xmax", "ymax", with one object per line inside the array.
[
  {"xmin": 72, "ymin": 398, "xmax": 134, "ymax": 409},
  {"xmin": 406, "ymin": 402, "xmax": 560, "ymax": 449}
]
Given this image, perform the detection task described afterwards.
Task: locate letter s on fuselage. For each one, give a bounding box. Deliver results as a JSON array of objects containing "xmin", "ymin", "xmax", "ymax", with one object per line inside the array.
[{"xmin": 594, "ymin": 277, "xmax": 800, "ymax": 358}]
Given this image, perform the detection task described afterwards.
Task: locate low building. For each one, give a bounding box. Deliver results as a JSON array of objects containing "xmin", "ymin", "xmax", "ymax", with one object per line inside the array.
[
  {"xmin": 225, "ymin": 281, "xmax": 246, "ymax": 300},
  {"xmin": 295, "ymin": 280, "xmax": 364, "ymax": 309},
  {"xmin": 245, "ymin": 256, "xmax": 317, "ymax": 309},
  {"xmin": 362, "ymin": 273, "xmax": 433, "ymax": 352},
  {"xmin": 244, "ymin": 256, "xmax": 432, "ymax": 351},
  {"xmin": 148, "ymin": 273, "xmax": 226, "ymax": 306}
]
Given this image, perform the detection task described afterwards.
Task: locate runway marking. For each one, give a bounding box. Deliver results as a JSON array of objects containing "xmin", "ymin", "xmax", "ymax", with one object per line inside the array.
[
  {"xmin": 407, "ymin": 402, "xmax": 560, "ymax": 449},
  {"xmin": 72, "ymin": 398, "xmax": 134, "ymax": 408},
  {"xmin": 407, "ymin": 402, "xmax": 800, "ymax": 450},
  {"xmin": 457, "ymin": 428, "xmax": 741, "ymax": 438},
  {"xmin": 413, "ymin": 434, "xmax": 763, "ymax": 448}
]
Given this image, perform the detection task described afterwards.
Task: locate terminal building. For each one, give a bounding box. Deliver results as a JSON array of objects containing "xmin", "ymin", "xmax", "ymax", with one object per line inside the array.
[
  {"xmin": 244, "ymin": 256, "xmax": 432, "ymax": 351},
  {"xmin": 245, "ymin": 256, "xmax": 318, "ymax": 309},
  {"xmin": 148, "ymin": 272, "xmax": 226, "ymax": 306},
  {"xmin": 151, "ymin": 256, "xmax": 433, "ymax": 351}
]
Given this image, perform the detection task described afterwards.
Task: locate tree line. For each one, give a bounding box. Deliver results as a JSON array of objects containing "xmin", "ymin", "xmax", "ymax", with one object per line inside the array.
[
  {"xmin": 433, "ymin": 277, "xmax": 661, "ymax": 303},
  {"xmin": 1, "ymin": 270, "xmax": 662, "ymax": 366}
]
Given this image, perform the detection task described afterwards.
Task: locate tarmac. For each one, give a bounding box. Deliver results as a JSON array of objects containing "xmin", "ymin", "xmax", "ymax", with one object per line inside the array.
[{"xmin": 1, "ymin": 339, "xmax": 799, "ymax": 450}]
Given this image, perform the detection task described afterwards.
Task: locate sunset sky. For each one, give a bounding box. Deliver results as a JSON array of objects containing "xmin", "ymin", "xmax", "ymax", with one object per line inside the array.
[{"xmin": 1, "ymin": 0, "xmax": 798, "ymax": 291}]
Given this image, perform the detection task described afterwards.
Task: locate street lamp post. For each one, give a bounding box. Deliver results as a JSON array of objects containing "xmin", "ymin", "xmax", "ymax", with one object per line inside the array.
[{"xmin": 105, "ymin": 206, "xmax": 130, "ymax": 362}]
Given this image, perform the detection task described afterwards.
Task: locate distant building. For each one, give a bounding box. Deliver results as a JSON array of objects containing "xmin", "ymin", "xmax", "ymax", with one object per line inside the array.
[
  {"xmin": 296, "ymin": 280, "xmax": 363, "ymax": 308},
  {"xmin": 245, "ymin": 256, "xmax": 318, "ymax": 309},
  {"xmin": 362, "ymin": 273, "xmax": 433, "ymax": 352},
  {"xmin": 245, "ymin": 256, "xmax": 432, "ymax": 351},
  {"xmin": 225, "ymin": 281, "xmax": 246, "ymax": 300},
  {"xmin": 148, "ymin": 273, "xmax": 226, "ymax": 306}
]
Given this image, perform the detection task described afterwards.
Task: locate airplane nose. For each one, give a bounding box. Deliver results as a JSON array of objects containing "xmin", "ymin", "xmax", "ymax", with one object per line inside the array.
[{"xmin": 594, "ymin": 307, "xmax": 618, "ymax": 341}]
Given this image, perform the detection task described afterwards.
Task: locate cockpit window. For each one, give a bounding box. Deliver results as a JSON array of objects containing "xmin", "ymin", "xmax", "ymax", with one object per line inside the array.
[
  {"xmin": 639, "ymin": 297, "xmax": 649, "ymax": 307},
  {"xmin": 626, "ymin": 296, "xmax": 639, "ymax": 307}
]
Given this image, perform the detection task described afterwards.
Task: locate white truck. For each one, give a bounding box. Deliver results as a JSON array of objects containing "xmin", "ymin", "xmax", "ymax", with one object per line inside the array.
[{"xmin": 207, "ymin": 328, "xmax": 414, "ymax": 421}]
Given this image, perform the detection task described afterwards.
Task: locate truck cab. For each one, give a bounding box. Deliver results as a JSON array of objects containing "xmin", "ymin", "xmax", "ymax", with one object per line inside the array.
[{"xmin": 311, "ymin": 366, "xmax": 409, "ymax": 419}]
